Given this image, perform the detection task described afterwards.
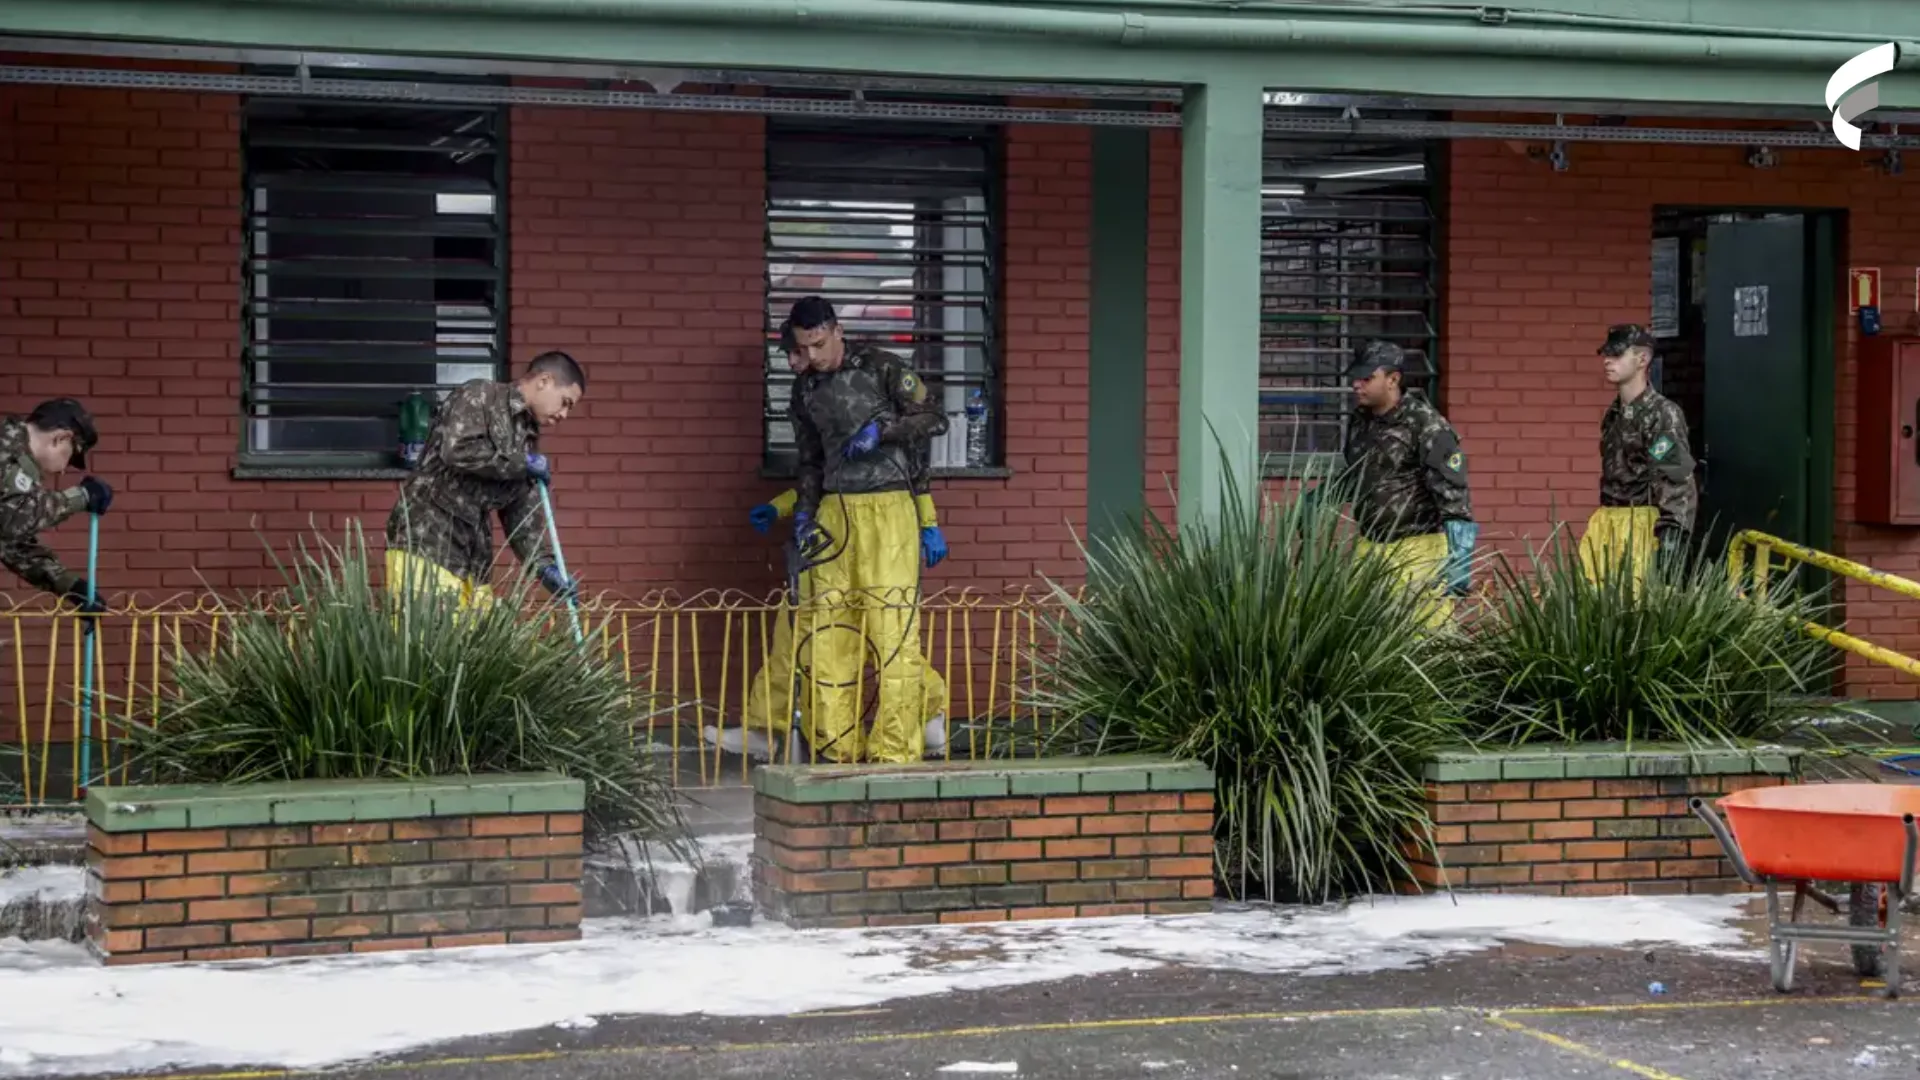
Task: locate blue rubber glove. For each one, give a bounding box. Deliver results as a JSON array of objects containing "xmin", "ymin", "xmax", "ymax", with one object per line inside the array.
[
  {"xmin": 921, "ymin": 525, "xmax": 948, "ymax": 569},
  {"xmin": 525, "ymin": 452, "xmax": 552, "ymax": 486},
  {"xmin": 842, "ymin": 422, "xmax": 881, "ymax": 460},
  {"xmin": 792, "ymin": 510, "xmax": 818, "ymax": 557},
  {"xmin": 539, "ymin": 564, "xmax": 578, "ymax": 602},
  {"xmin": 748, "ymin": 503, "xmax": 778, "ymax": 534},
  {"xmin": 1442, "ymin": 519, "xmax": 1478, "ymax": 597}
]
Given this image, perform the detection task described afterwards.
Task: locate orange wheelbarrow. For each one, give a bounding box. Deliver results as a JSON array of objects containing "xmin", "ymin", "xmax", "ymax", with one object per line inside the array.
[{"xmin": 1692, "ymin": 785, "xmax": 1920, "ymax": 998}]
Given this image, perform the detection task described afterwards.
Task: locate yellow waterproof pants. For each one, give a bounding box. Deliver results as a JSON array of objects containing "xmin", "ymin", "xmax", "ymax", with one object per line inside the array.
[
  {"xmin": 384, "ymin": 548, "xmax": 495, "ymax": 611},
  {"xmin": 801, "ymin": 490, "xmax": 934, "ymax": 764},
  {"xmin": 1356, "ymin": 531, "xmax": 1452, "ymax": 628},
  {"xmin": 1577, "ymin": 506, "xmax": 1659, "ymax": 590},
  {"xmin": 740, "ymin": 579, "xmax": 950, "ymax": 754}
]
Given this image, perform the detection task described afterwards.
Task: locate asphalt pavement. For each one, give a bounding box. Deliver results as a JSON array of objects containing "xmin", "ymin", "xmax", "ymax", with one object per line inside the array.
[{"xmin": 93, "ymin": 929, "xmax": 1919, "ymax": 1080}]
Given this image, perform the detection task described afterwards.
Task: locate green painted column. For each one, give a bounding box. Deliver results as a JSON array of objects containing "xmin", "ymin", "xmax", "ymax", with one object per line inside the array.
[
  {"xmin": 1177, "ymin": 76, "xmax": 1265, "ymax": 527},
  {"xmin": 1087, "ymin": 126, "xmax": 1151, "ymax": 545}
]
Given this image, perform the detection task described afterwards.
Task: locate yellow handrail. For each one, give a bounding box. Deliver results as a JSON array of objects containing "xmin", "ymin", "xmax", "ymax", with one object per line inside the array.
[{"xmin": 1728, "ymin": 529, "xmax": 1920, "ymax": 679}]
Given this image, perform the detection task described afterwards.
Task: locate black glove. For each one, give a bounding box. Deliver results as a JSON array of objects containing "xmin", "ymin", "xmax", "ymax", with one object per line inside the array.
[
  {"xmin": 79, "ymin": 477, "xmax": 112, "ymax": 516},
  {"xmin": 62, "ymin": 578, "xmax": 108, "ymax": 617}
]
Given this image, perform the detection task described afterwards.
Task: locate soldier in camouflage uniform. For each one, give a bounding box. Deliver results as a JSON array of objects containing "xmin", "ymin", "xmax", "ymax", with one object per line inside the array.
[
  {"xmin": 0, "ymin": 399, "xmax": 112, "ymax": 612},
  {"xmin": 384, "ymin": 352, "xmax": 586, "ymax": 610},
  {"xmin": 1580, "ymin": 323, "xmax": 1697, "ymax": 586},
  {"xmin": 785, "ymin": 296, "xmax": 951, "ymax": 764},
  {"xmin": 709, "ymin": 318, "xmax": 952, "ymax": 763},
  {"xmin": 1339, "ymin": 341, "xmax": 1477, "ymax": 626}
]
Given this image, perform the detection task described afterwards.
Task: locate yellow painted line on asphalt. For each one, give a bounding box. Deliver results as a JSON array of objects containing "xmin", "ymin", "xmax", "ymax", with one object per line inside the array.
[
  {"xmin": 103, "ymin": 1005, "xmax": 1457, "ymax": 1080},
  {"xmin": 1485, "ymin": 1015, "xmax": 1692, "ymax": 1080},
  {"xmin": 113, "ymin": 992, "xmax": 1904, "ymax": 1080},
  {"xmin": 1504, "ymin": 993, "xmax": 1885, "ymax": 1017}
]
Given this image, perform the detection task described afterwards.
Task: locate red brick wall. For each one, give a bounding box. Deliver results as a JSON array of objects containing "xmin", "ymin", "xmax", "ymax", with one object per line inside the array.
[
  {"xmin": 755, "ymin": 787, "xmax": 1215, "ymax": 928},
  {"xmin": 12, "ymin": 73, "xmax": 1917, "ymax": 703},
  {"xmin": 0, "ymin": 80, "xmax": 262, "ymax": 599},
  {"xmin": 87, "ymin": 811, "xmax": 584, "ymax": 965},
  {"xmin": 934, "ymin": 118, "xmax": 1092, "ymax": 590},
  {"xmin": 0, "ymin": 73, "xmax": 1105, "ymax": 609},
  {"xmin": 1443, "ymin": 130, "xmax": 1920, "ymax": 698},
  {"xmin": 1412, "ymin": 773, "xmax": 1785, "ymax": 897},
  {"xmin": 507, "ymin": 106, "xmax": 768, "ymax": 594}
]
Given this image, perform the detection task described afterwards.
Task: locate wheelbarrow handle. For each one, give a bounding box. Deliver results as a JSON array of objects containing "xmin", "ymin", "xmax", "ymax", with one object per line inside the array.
[
  {"xmin": 1901, "ymin": 814, "xmax": 1919, "ymax": 899},
  {"xmin": 1689, "ymin": 796, "xmax": 1762, "ymax": 887}
]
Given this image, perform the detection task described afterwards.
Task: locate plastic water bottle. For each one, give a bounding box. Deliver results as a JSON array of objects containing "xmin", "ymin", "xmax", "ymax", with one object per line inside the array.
[
  {"xmin": 397, "ymin": 392, "xmax": 433, "ymax": 468},
  {"xmin": 965, "ymin": 389, "xmax": 989, "ymax": 467}
]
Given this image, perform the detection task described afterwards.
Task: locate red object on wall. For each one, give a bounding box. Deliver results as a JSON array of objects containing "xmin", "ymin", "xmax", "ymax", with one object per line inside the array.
[
  {"xmin": 1854, "ymin": 334, "xmax": 1920, "ymax": 526},
  {"xmin": 1851, "ymin": 267, "xmax": 1882, "ymax": 314}
]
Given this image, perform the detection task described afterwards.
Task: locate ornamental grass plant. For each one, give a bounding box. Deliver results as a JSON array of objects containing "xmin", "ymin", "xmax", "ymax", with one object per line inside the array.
[
  {"xmin": 1032, "ymin": 453, "xmax": 1471, "ymax": 904},
  {"xmin": 1458, "ymin": 527, "xmax": 1835, "ymax": 749},
  {"xmin": 122, "ymin": 523, "xmax": 686, "ymax": 851}
]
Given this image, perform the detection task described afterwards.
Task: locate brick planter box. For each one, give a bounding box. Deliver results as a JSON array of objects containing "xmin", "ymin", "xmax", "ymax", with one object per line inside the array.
[
  {"xmin": 83, "ymin": 773, "xmax": 587, "ymax": 965},
  {"xmin": 1406, "ymin": 744, "xmax": 1803, "ymax": 896},
  {"xmin": 752, "ymin": 756, "xmax": 1217, "ymax": 928}
]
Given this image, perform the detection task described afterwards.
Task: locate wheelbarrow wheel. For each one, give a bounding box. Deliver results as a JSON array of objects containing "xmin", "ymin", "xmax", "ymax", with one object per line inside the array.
[{"xmin": 1850, "ymin": 883, "xmax": 1884, "ymax": 977}]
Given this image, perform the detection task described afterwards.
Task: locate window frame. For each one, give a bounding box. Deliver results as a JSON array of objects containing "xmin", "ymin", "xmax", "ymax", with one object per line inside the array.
[
  {"xmin": 234, "ymin": 89, "xmax": 511, "ymax": 479},
  {"xmin": 759, "ymin": 118, "xmax": 1008, "ymax": 480},
  {"xmin": 1257, "ymin": 120, "xmax": 1443, "ymax": 479}
]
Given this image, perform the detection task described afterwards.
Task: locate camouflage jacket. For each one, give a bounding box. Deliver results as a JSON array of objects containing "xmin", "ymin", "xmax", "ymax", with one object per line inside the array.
[
  {"xmin": 1342, "ymin": 390, "xmax": 1474, "ymax": 543},
  {"xmin": 789, "ymin": 343, "xmax": 949, "ymax": 517},
  {"xmin": 385, "ymin": 379, "xmax": 553, "ymax": 583},
  {"xmin": 1600, "ymin": 386, "xmax": 1698, "ymax": 536},
  {"xmin": 0, "ymin": 416, "xmax": 89, "ymax": 595}
]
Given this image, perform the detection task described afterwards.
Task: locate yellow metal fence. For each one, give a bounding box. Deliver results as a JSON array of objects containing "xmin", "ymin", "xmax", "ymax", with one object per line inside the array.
[
  {"xmin": 1729, "ymin": 529, "xmax": 1920, "ymax": 677},
  {"xmin": 0, "ymin": 588, "xmax": 1078, "ymax": 805}
]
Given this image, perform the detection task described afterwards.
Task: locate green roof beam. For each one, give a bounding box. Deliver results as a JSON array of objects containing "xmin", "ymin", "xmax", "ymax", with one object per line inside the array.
[{"xmin": 9, "ymin": 0, "xmax": 1920, "ymax": 110}]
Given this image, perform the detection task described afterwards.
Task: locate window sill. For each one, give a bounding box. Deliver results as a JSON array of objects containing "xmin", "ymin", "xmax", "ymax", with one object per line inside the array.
[
  {"xmin": 757, "ymin": 466, "xmax": 1015, "ymax": 482},
  {"xmin": 1261, "ymin": 454, "xmax": 1344, "ymax": 481},
  {"xmin": 233, "ymin": 463, "xmax": 413, "ymax": 482}
]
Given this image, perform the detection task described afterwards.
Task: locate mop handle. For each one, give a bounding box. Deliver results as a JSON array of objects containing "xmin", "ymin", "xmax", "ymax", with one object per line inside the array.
[
  {"xmin": 78, "ymin": 511, "xmax": 100, "ymax": 791},
  {"xmin": 536, "ymin": 482, "xmax": 585, "ymax": 644}
]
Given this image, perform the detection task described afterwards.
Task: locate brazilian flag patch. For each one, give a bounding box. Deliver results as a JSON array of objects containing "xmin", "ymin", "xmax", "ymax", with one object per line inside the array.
[
  {"xmin": 901, "ymin": 371, "xmax": 926, "ymax": 403},
  {"xmin": 1446, "ymin": 451, "xmax": 1464, "ymax": 472},
  {"xmin": 1650, "ymin": 435, "xmax": 1674, "ymax": 461}
]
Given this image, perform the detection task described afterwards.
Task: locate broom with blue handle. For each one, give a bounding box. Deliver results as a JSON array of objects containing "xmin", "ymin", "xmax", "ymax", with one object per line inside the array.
[
  {"xmin": 78, "ymin": 511, "xmax": 100, "ymax": 791},
  {"xmin": 529, "ymin": 455, "xmax": 583, "ymax": 645}
]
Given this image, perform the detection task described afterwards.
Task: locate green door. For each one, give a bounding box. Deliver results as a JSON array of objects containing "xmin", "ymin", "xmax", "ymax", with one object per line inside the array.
[{"xmin": 1700, "ymin": 216, "xmax": 1810, "ymax": 555}]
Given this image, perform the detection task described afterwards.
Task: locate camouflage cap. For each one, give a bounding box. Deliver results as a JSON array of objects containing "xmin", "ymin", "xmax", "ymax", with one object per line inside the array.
[
  {"xmin": 1344, "ymin": 339, "xmax": 1406, "ymax": 382},
  {"xmin": 27, "ymin": 397, "xmax": 96, "ymax": 470},
  {"xmin": 1598, "ymin": 323, "xmax": 1657, "ymax": 356}
]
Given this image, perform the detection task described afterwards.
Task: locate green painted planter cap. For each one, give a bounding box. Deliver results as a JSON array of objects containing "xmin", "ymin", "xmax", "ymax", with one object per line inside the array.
[
  {"xmin": 85, "ymin": 772, "xmax": 584, "ymax": 832},
  {"xmin": 753, "ymin": 755, "xmax": 1214, "ymax": 803},
  {"xmin": 1421, "ymin": 742, "xmax": 1803, "ymax": 783}
]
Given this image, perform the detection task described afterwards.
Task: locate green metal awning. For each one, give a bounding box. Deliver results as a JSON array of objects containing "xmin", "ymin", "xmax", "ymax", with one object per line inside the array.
[{"xmin": 6, "ymin": 0, "xmax": 1920, "ymax": 112}]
